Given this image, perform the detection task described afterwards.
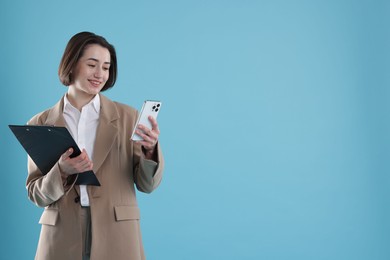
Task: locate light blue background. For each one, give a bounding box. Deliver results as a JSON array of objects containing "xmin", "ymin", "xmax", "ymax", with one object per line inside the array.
[{"xmin": 1, "ymin": 0, "xmax": 389, "ymax": 259}]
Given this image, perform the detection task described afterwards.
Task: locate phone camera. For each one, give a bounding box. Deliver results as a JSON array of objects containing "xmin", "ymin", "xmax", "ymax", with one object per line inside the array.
[{"xmin": 152, "ymin": 103, "xmax": 161, "ymax": 112}]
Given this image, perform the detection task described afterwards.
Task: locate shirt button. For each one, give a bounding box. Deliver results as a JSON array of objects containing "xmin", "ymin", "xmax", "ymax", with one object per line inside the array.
[{"xmin": 74, "ymin": 196, "xmax": 80, "ymax": 203}]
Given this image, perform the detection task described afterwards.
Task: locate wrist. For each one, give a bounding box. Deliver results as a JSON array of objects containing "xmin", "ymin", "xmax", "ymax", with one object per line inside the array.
[
  {"xmin": 58, "ymin": 163, "xmax": 69, "ymax": 182},
  {"xmin": 142, "ymin": 146, "xmax": 156, "ymax": 160}
]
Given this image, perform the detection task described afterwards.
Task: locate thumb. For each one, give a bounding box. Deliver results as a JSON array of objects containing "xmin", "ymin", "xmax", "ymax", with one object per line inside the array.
[{"xmin": 62, "ymin": 148, "xmax": 74, "ymax": 159}]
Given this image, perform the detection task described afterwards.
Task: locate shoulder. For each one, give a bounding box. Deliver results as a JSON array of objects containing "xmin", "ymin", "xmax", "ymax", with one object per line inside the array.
[
  {"xmin": 27, "ymin": 108, "xmax": 52, "ymax": 125},
  {"xmin": 113, "ymin": 100, "xmax": 138, "ymax": 115},
  {"xmin": 27, "ymin": 97, "xmax": 63, "ymax": 125},
  {"xmin": 100, "ymin": 94, "xmax": 138, "ymax": 118}
]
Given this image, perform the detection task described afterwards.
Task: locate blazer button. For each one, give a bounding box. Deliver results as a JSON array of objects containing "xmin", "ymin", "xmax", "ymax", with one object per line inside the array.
[{"xmin": 74, "ymin": 196, "xmax": 80, "ymax": 203}]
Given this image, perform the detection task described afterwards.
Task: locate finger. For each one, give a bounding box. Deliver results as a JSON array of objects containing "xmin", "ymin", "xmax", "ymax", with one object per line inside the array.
[
  {"xmin": 136, "ymin": 129, "xmax": 152, "ymax": 143},
  {"xmin": 77, "ymin": 149, "xmax": 91, "ymax": 162},
  {"xmin": 138, "ymin": 122, "xmax": 159, "ymax": 136},
  {"xmin": 78, "ymin": 158, "xmax": 91, "ymax": 167},
  {"xmin": 148, "ymin": 116, "xmax": 160, "ymax": 133},
  {"xmin": 81, "ymin": 161, "xmax": 93, "ymax": 172},
  {"xmin": 77, "ymin": 154, "xmax": 92, "ymax": 166},
  {"xmin": 82, "ymin": 148, "xmax": 90, "ymax": 157},
  {"xmin": 136, "ymin": 129, "xmax": 158, "ymax": 146},
  {"xmin": 75, "ymin": 160, "xmax": 92, "ymax": 173},
  {"xmin": 137, "ymin": 124, "xmax": 159, "ymax": 140},
  {"xmin": 139, "ymin": 138, "xmax": 155, "ymax": 148},
  {"xmin": 138, "ymin": 132, "xmax": 157, "ymax": 148},
  {"xmin": 81, "ymin": 149, "xmax": 90, "ymax": 160},
  {"xmin": 61, "ymin": 148, "xmax": 74, "ymax": 160},
  {"xmin": 149, "ymin": 130, "xmax": 159, "ymax": 140},
  {"xmin": 137, "ymin": 124, "xmax": 149, "ymax": 133}
]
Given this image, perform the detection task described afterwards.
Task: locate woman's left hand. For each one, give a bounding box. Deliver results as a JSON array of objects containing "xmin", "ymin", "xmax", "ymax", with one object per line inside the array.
[{"xmin": 136, "ymin": 116, "xmax": 160, "ymax": 160}]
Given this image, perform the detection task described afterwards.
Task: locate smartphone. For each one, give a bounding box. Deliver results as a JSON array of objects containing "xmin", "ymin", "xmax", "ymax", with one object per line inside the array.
[{"xmin": 131, "ymin": 100, "xmax": 162, "ymax": 141}]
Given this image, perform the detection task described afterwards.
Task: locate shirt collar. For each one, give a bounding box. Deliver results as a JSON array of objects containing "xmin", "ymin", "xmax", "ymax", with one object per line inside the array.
[
  {"xmin": 91, "ymin": 94, "xmax": 101, "ymax": 114},
  {"xmin": 63, "ymin": 94, "xmax": 101, "ymax": 114}
]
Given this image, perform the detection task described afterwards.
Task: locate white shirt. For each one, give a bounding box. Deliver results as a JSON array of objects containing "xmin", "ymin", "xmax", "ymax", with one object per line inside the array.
[{"xmin": 63, "ymin": 94, "xmax": 100, "ymax": 207}]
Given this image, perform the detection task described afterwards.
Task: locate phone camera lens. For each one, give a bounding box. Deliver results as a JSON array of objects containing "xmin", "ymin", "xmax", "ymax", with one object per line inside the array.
[
  {"xmin": 157, "ymin": 104, "xmax": 160, "ymax": 107},
  {"xmin": 155, "ymin": 108, "xmax": 159, "ymax": 112}
]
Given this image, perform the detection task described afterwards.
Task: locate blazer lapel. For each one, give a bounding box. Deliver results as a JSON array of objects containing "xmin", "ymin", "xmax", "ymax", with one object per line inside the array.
[
  {"xmin": 44, "ymin": 96, "xmax": 66, "ymax": 127},
  {"xmin": 92, "ymin": 94, "xmax": 119, "ymax": 174}
]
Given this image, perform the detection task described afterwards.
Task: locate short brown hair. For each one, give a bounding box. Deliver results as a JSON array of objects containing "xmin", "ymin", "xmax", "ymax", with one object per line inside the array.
[{"xmin": 58, "ymin": 32, "xmax": 117, "ymax": 91}]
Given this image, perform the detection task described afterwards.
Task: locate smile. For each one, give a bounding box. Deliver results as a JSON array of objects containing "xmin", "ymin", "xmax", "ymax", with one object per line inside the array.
[{"xmin": 89, "ymin": 80, "xmax": 102, "ymax": 87}]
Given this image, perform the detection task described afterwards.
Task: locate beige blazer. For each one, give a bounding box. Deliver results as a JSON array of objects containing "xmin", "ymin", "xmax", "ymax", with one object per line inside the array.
[{"xmin": 26, "ymin": 94, "xmax": 164, "ymax": 260}]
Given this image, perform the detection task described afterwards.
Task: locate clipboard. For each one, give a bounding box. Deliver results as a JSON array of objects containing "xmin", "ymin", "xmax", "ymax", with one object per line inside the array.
[{"xmin": 9, "ymin": 125, "xmax": 100, "ymax": 186}]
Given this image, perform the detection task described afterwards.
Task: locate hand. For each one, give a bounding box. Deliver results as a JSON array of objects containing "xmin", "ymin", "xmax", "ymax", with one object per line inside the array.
[
  {"xmin": 58, "ymin": 148, "xmax": 93, "ymax": 175},
  {"xmin": 135, "ymin": 116, "xmax": 160, "ymax": 158}
]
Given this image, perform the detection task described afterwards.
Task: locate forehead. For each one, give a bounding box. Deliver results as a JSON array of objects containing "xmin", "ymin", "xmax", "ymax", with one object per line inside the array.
[{"xmin": 81, "ymin": 44, "xmax": 111, "ymax": 62}]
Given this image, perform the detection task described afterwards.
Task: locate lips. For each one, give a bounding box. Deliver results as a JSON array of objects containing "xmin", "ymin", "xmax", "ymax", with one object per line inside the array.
[{"xmin": 88, "ymin": 80, "xmax": 102, "ymax": 88}]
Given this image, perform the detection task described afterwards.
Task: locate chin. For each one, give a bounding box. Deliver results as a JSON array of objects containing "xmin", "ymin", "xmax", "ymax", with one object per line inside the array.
[{"xmin": 87, "ymin": 87, "xmax": 102, "ymax": 95}]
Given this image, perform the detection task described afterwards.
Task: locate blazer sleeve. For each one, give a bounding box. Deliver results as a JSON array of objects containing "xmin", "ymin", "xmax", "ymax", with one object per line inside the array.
[
  {"xmin": 25, "ymin": 115, "xmax": 76, "ymax": 207},
  {"xmin": 133, "ymin": 141, "xmax": 164, "ymax": 193}
]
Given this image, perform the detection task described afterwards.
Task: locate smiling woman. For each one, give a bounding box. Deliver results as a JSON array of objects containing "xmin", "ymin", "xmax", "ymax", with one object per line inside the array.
[
  {"xmin": 25, "ymin": 32, "xmax": 164, "ymax": 260},
  {"xmin": 66, "ymin": 44, "xmax": 111, "ymax": 109}
]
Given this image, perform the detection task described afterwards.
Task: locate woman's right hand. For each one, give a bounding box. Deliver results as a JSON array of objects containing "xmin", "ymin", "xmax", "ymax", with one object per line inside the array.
[{"xmin": 58, "ymin": 148, "xmax": 93, "ymax": 175}]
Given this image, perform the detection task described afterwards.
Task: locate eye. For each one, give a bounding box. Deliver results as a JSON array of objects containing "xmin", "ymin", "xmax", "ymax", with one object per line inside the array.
[
  {"xmin": 103, "ymin": 67, "xmax": 110, "ymax": 71},
  {"xmin": 87, "ymin": 64, "xmax": 96, "ymax": 68}
]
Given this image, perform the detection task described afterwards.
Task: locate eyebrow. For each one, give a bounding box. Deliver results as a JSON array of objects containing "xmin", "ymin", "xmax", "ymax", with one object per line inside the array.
[{"xmin": 87, "ymin": 58, "xmax": 111, "ymax": 65}]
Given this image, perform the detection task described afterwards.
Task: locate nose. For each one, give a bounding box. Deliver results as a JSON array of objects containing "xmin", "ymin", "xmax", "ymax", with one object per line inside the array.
[{"xmin": 94, "ymin": 67, "xmax": 104, "ymax": 78}]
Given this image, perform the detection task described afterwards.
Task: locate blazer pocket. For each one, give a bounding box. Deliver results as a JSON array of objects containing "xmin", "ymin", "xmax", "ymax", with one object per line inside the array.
[
  {"xmin": 114, "ymin": 206, "xmax": 140, "ymax": 221},
  {"xmin": 39, "ymin": 209, "xmax": 59, "ymax": 226}
]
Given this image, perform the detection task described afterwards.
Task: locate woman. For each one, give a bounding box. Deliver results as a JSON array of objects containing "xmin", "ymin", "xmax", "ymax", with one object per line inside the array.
[{"xmin": 26, "ymin": 32, "xmax": 164, "ymax": 260}]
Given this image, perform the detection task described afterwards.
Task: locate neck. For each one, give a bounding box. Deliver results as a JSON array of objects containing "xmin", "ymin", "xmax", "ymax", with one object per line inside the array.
[{"xmin": 67, "ymin": 87, "xmax": 96, "ymax": 111}]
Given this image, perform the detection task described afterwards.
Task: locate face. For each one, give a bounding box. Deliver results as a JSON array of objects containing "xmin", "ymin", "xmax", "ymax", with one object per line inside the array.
[{"xmin": 70, "ymin": 44, "xmax": 111, "ymax": 96}]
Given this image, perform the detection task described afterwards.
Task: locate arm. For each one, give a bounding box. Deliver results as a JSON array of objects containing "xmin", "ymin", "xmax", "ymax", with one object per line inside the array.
[
  {"xmin": 26, "ymin": 157, "xmax": 71, "ymax": 207},
  {"xmin": 26, "ymin": 147, "xmax": 92, "ymax": 207},
  {"xmin": 133, "ymin": 116, "xmax": 164, "ymax": 193},
  {"xmin": 25, "ymin": 111, "xmax": 93, "ymax": 207},
  {"xmin": 25, "ymin": 115, "xmax": 70, "ymax": 207},
  {"xmin": 133, "ymin": 142, "xmax": 164, "ymax": 193}
]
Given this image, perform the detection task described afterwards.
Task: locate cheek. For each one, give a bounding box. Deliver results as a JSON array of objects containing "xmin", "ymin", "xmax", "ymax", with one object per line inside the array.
[{"xmin": 104, "ymin": 71, "xmax": 110, "ymax": 82}]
